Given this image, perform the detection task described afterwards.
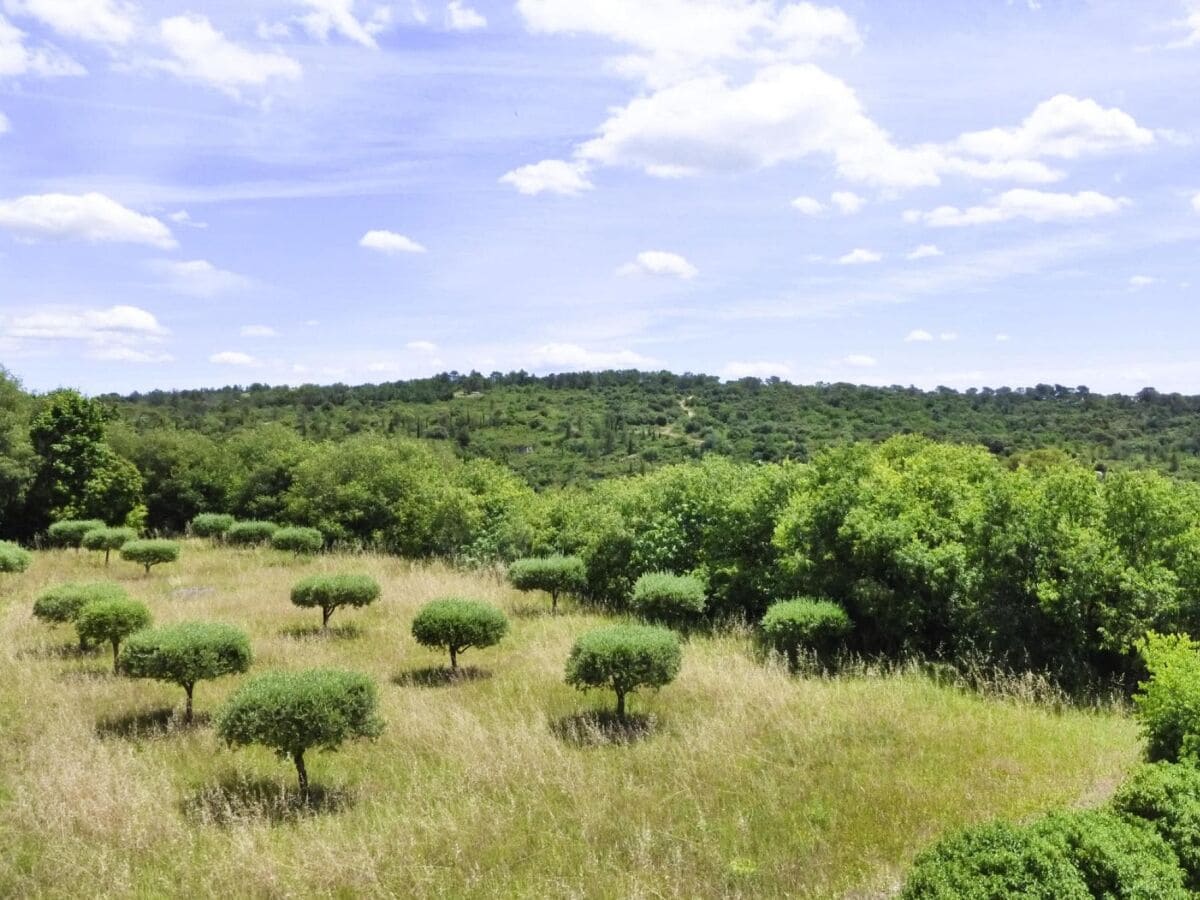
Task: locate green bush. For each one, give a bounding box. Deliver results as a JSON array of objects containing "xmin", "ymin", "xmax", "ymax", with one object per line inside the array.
[
  {"xmin": 34, "ymin": 581, "xmax": 127, "ymax": 626},
  {"xmin": 1133, "ymin": 632, "xmax": 1200, "ymax": 762},
  {"xmin": 47, "ymin": 519, "xmax": 106, "ymax": 549},
  {"xmin": 190, "ymin": 513, "xmax": 235, "ymax": 539},
  {"xmin": 76, "ymin": 597, "xmax": 151, "ymax": 672},
  {"xmin": 290, "ymin": 574, "xmax": 380, "ymax": 632},
  {"xmin": 0, "ymin": 541, "xmax": 32, "ymax": 574},
  {"xmin": 215, "ymin": 669, "xmax": 383, "ymax": 800},
  {"xmin": 226, "ymin": 520, "xmax": 279, "ymax": 546},
  {"xmin": 81, "ymin": 526, "xmax": 135, "ymax": 565},
  {"xmin": 760, "ymin": 598, "xmax": 853, "ymax": 669},
  {"xmin": 119, "ymin": 622, "xmax": 253, "ymax": 724},
  {"xmin": 1112, "ymin": 762, "xmax": 1200, "ymax": 888},
  {"xmin": 630, "ymin": 572, "xmax": 707, "ymax": 627},
  {"xmin": 508, "ymin": 555, "xmax": 586, "ymax": 614},
  {"xmin": 271, "ymin": 526, "xmax": 324, "ymax": 556},
  {"xmin": 411, "ymin": 598, "xmax": 508, "ymax": 669},
  {"xmin": 120, "ymin": 539, "xmax": 180, "ymax": 575},
  {"xmin": 564, "ymin": 624, "xmax": 682, "ymax": 720}
]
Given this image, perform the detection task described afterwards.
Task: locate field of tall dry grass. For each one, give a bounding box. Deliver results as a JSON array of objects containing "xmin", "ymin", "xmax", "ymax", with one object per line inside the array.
[{"xmin": 0, "ymin": 543, "xmax": 1141, "ymax": 898}]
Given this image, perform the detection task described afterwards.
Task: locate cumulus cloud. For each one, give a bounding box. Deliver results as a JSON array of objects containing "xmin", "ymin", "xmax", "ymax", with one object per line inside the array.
[
  {"xmin": 500, "ymin": 159, "xmax": 594, "ymax": 196},
  {"xmin": 240, "ymin": 324, "xmax": 277, "ymax": 337},
  {"xmin": 830, "ymin": 190, "xmax": 864, "ymax": 213},
  {"xmin": 167, "ymin": 209, "xmax": 206, "ymax": 228},
  {"xmin": 360, "ymin": 229, "xmax": 427, "ymax": 254},
  {"xmin": 791, "ymin": 195, "xmax": 823, "ymax": 215},
  {"xmin": 617, "ymin": 249, "xmax": 698, "ymax": 279},
  {"xmin": 0, "ymin": 192, "xmax": 176, "ymax": 247},
  {"xmin": 0, "ymin": 13, "xmax": 84, "ymax": 76},
  {"xmin": 406, "ymin": 339, "xmax": 438, "ymax": 352},
  {"xmin": 1129, "ymin": 275, "xmax": 1158, "ymax": 289},
  {"xmin": 1, "ymin": 304, "xmax": 169, "ymax": 361},
  {"xmin": 904, "ymin": 329, "xmax": 933, "ymax": 342},
  {"xmin": 151, "ymin": 259, "xmax": 251, "ymax": 297},
  {"xmin": 843, "ymin": 353, "xmax": 876, "ymax": 367},
  {"xmin": 837, "ymin": 248, "xmax": 881, "ymax": 264},
  {"xmin": 721, "ymin": 360, "xmax": 792, "ymax": 379},
  {"xmin": 157, "ymin": 15, "xmax": 302, "ymax": 96},
  {"xmin": 526, "ymin": 342, "xmax": 660, "ymax": 371},
  {"xmin": 911, "ymin": 189, "xmax": 1129, "ymax": 227},
  {"xmin": 209, "ymin": 350, "xmax": 261, "ymax": 366},
  {"xmin": 296, "ymin": 0, "xmax": 391, "ymax": 48},
  {"xmin": 5, "ymin": 0, "xmax": 136, "ymax": 45},
  {"xmin": 906, "ymin": 244, "xmax": 942, "ymax": 260},
  {"xmin": 446, "ymin": 0, "xmax": 486, "ymax": 30}
]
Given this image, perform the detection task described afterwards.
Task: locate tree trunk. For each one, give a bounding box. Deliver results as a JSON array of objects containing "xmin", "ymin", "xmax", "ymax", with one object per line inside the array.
[
  {"xmin": 786, "ymin": 645, "xmax": 799, "ymax": 673},
  {"xmin": 144, "ymin": 563, "xmax": 151, "ymax": 575},
  {"xmin": 449, "ymin": 646, "xmax": 458, "ymax": 670},
  {"xmin": 111, "ymin": 639, "xmax": 120, "ymax": 673},
  {"xmin": 322, "ymin": 606, "xmax": 332, "ymax": 632},
  {"xmin": 184, "ymin": 683, "xmax": 194, "ymax": 724},
  {"xmin": 551, "ymin": 589, "xmax": 559, "ymax": 615},
  {"xmin": 615, "ymin": 690, "xmax": 626, "ymax": 721},
  {"xmin": 294, "ymin": 751, "xmax": 309, "ymax": 803},
  {"xmin": 104, "ymin": 548, "xmax": 110, "ymax": 566}
]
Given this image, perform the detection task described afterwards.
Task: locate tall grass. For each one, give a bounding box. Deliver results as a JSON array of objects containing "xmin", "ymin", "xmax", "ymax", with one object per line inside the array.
[{"xmin": 0, "ymin": 544, "xmax": 1140, "ymax": 898}]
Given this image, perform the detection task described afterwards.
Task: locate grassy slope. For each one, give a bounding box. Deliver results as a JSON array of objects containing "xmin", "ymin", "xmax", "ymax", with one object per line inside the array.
[{"xmin": 0, "ymin": 545, "xmax": 1139, "ymax": 898}]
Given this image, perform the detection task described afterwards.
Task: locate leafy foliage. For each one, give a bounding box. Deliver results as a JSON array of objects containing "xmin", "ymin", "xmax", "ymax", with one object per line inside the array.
[
  {"xmin": 120, "ymin": 539, "xmax": 180, "ymax": 574},
  {"xmin": 1132, "ymin": 633, "xmax": 1200, "ymax": 762},
  {"xmin": 47, "ymin": 519, "xmax": 106, "ymax": 548},
  {"xmin": 76, "ymin": 597, "xmax": 151, "ymax": 671},
  {"xmin": 0, "ymin": 540, "xmax": 32, "ymax": 573},
  {"xmin": 1112, "ymin": 762, "xmax": 1200, "ymax": 888},
  {"xmin": 34, "ymin": 581, "xmax": 127, "ymax": 625},
  {"xmin": 410, "ymin": 598, "xmax": 508, "ymax": 669},
  {"xmin": 81, "ymin": 526, "xmax": 135, "ymax": 564},
  {"xmin": 226, "ymin": 520, "xmax": 279, "ymax": 546},
  {"xmin": 760, "ymin": 598, "xmax": 852, "ymax": 668},
  {"xmin": 507, "ymin": 555, "xmax": 585, "ymax": 613},
  {"xmin": 271, "ymin": 526, "xmax": 324, "ymax": 555},
  {"xmin": 190, "ymin": 513, "xmax": 235, "ymax": 539},
  {"xmin": 630, "ymin": 572, "xmax": 707, "ymax": 628},
  {"xmin": 290, "ymin": 574, "xmax": 380, "ymax": 630},
  {"xmin": 564, "ymin": 624, "xmax": 681, "ymax": 719}
]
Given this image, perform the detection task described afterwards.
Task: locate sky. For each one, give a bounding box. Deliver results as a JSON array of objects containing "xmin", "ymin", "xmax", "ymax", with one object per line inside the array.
[{"xmin": 0, "ymin": 0, "xmax": 1198, "ymax": 395}]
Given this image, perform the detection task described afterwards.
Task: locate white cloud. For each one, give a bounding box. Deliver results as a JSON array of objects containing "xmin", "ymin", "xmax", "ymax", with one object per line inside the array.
[
  {"xmin": 209, "ymin": 350, "xmax": 261, "ymax": 367},
  {"xmin": 2, "ymin": 303, "xmax": 170, "ymax": 361},
  {"xmin": 1192, "ymin": 192, "xmax": 1200, "ymax": 213},
  {"xmin": 360, "ymin": 229, "xmax": 427, "ymax": 254},
  {"xmin": 939, "ymin": 331, "xmax": 958, "ymax": 341},
  {"xmin": 240, "ymin": 324, "xmax": 277, "ymax": 337},
  {"xmin": 617, "ymin": 249, "xmax": 698, "ymax": 279},
  {"xmin": 904, "ymin": 329, "xmax": 933, "ymax": 342},
  {"xmin": 167, "ymin": 209, "xmax": 206, "ymax": 228},
  {"xmin": 0, "ymin": 13, "xmax": 84, "ymax": 76},
  {"xmin": 296, "ymin": 0, "xmax": 387, "ymax": 48},
  {"xmin": 446, "ymin": 0, "xmax": 486, "ymax": 30},
  {"xmin": 151, "ymin": 259, "xmax": 251, "ymax": 297},
  {"xmin": 906, "ymin": 244, "xmax": 942, "ymax": 260},
  {"xmin": 4, "ymin": 0, "xmax": 136, "ymax": 45},
  {"xmin": 830, "ymin": 190, "xmax": 864, "ymax": 214},
  {"xmin": 90, "ymin": 346, "xmax": 173, "ymax": 363},
  {"xmin": 500, "ymin": 159, "xmax": 594, "ymax": 196},
  {"xmin": 526, "ymin": 342, "xmax": 660, "ymax": 371},
  {"xmin": 0, "ymin": 192, "xmax": 176, "ymax": 247},
  {"xmin": 843, "ymin": 353, "xmax": 876, "ymax": 367},
  {"xmin": 913, "ymin": 189, "xmax": 1129, "ymax": 227},
  {"xmin": 1129, "ymin": 275, "xmax": 1158, "ymax": 289},
  {"xmin": 995, "ymin": 333, "xmax": 1010, "ymax": 342},
  {"xmin": 406, "ymin": 339, "xmax": 438, "ymax": 352},
  {"xmin": 837, "ymin": 248, "xmax": 881, "ymax": 264},
  {"xmin": 157, "ymin": 15, "xmax": 302, "ymax": 97},
  {"xmin": 0, "ymin": 110, "xmax": 7, "ymax": 133},
  {"xmin": 1165, "ymin": 0, "xmax": 1199, "ymax": 48},
  {"xmin": 791, "ymin": 195, "xmax": 824, "ymax": 215},
  {"xmin": 721, "ymin": 360, "xmax": 791, "ymax": 380}
]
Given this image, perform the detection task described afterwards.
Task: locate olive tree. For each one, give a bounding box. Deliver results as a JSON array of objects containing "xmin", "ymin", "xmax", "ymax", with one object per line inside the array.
[
  {"xmin": 565, "ymin": 624, "xmax": 682, "ymax": 720},
  {"xmin": 271, "ymin": 526, "xmax": 324, "ymax": 556},
  {"xmin": 190, "ymin": 513, "xmax": 235, "ymax": 541},
  {"xmin": 226, "ymin": 520, "xmax": 279, "ymax": 546},
  {"xmin": 76, "ymin": 597, "xmax": 152, "ymax": 672},
  {"xmin": 81, "ymin": 526, "xmax": 135, "ymax": 565},
  {"xmin": 290, "ymin": 574, "xmax": 380, "ymax": 632},
  {"xmin": 119, "ymin": 622, "xmax": 253, "ymax": 724},
  {"xmin": 34, "ymin": 582, "xmax": 127, "ymax": 647},
  {"xmin": 508, "ymin": 555, "xmax": 586, "ymax": 614},
  {"xmin": 760, "ymin": 598, "xmax": 852, "ymax": 671},
  {"xmin": 47, "ymin": 519, "xmax": 106, "ymax": 551},
  {"xmin": 630, "ymin": 572, "xmax": 707, "ymax": 628},
  {"xmin": 411, "ymin": 598, "xmax": 509, "ymax": 670},
  {"xmin": 215, "ymin": 668, "xmax": 383, "ymax": 801},
  {"xmin": 120, "ymin": 539, "xmax": 180, "ymax": 575},
  {"xmin": 0, "ymin": 541, "xmax": 32, "ymax": 574}
]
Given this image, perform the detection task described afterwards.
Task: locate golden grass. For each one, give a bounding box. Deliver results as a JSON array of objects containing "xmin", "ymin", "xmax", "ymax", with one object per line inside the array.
[{"xmin": 0, "ymin": 544, "xmax": 1140, "ymax": 898}]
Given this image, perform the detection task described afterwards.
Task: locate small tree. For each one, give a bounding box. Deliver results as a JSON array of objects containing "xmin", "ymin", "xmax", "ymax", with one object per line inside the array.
[
  {"xmin": 760, "ymin": 598, "xmax": 853, "ymax": 671},
  {"xmin": 411, "ymin": 598, "xmax": 509, "ymax": 670},
  {"xmin": 215, "ymin": 668, "xmax": 383, "ymax": 801},
  {"xmin": 47, "ymin": 519, "xmax": 106, "ymax": 551},
  {"xmin": 508, "ymin": 555, "xmax": 586, "ymax": 614},
  {"xmin": 76, "ymin": 597, "xmax": 151, "ymax": 672},
  {"xmin": 564, "ymin": 624, "xmax": 681, "ymax": 720},
  {"xmin": 272, "ymin": 526, "xmax": 324, "ymax": 556},
  {"xmin": 630, "ymin": 572, "xmax": 707, "ymax": 628},
  {"xmin": 226, "ymin": 520, "xmax": 279, "ymax": 546},
  {"xmin": 120, "ymin": 539, "xmax": 180, "ymax": 575},
  {"xmin": 81, "ymin": 526, "xmax": 136, "ymax": 566},
  {"xmin": 34, "ymin": 582, "xmax": 128, "ymax": 647},
  {"xmin": 0, "ymin": 541, "xmax": 32, "ymax": 574},
  {"xmin": 190, "ymin": 513, "xmax": 235, "ymax": 541},
  {"xmin": 119, "ymin": 622, "xmax": 253, "ymax": 724},
  {"xmin": 290, "ymin": 574, "xmax": 380, "ymax": 632}
]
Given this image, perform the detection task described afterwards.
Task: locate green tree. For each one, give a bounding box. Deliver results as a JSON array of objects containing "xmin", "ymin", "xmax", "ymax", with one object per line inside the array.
[
  {"xmin": 410, "ymin": 598, "xmax": 508, "ymax": 669},
  {"xmin": 760, "ymin": 598, "xmax": 852, "ymax": 670},
  {"xmin": 81, "ymin": 526, "xmax": 135, "ymax": 565},
  {"xmin": 75, "ymin": 597, "xmax": 151, "ymax": 672},
  {"xmin": 564, "ymin": 624, "xmax": 681, "ymax": 720},
  {"xmin": 120, "ymin": 539, "xmax": 180, "ymax": 575},
  {"xmin": 290, "ymin": 574, "xmax": 380, "ymax": 632},
  {"xmin": 508, "ymin": 555, "xmax": 585, "ymax": 614},
  {"xmin": 27, "ymin": 390, "xmax": 112, "ymax": 527}
]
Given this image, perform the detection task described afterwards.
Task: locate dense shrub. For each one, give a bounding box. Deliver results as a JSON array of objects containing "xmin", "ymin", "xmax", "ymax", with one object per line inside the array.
[
  {"xmin": 34, "ymin": 581, "xmax": 127, "ymax": 626},
  {"xmin": 120, "ymin": 622, "xmax": 253, "ymax": 723},
  {"xmin": 0, "ymin": 541, "xmax": 32, "ymax": 574},
  {"xmin": 630, "ymin": 572, "xmax": 707, "ymax": 628},
  {"xmin": 190, "ymin": 513, "xmax": 235, "ymax": 540},
  {"xmin": 215, "ymin": 668, "xmax": 383, "ymax": 800},
  {"xmin": 120, "ymin": 539, "xmax": 180, "ymax": 574},
  {"xmin": 81, "ymin": 526, "xmax": 135, "ymax": 565},
  {"xmin": 1132, "ymin": 632, "xmax": 1200, "ymax": 762},
  {"xmin": 564, "ymin": 624, "xmax": 682, "ymax": 719},
  {"xmin": 411, "ymin": 598, "xmax": 508, "ymax": 669},
  {"xmin": 271, "ymin": 526, "xmax": 324, "ymax": 555},
  {"xmin": 76, "ymin": 597, "xmax": 151, "ymax": 672},
  {"xmin": 47, "ymin": 519, "xmax": 106, "ymax": 549},
  {"xmin": 760, "ymin": 598, "xmax": 852, "ymax": 669},
  {"xmin": 1112, "ymin": 762, "xmax": 1200, "ymax": 887},
  {"xmin": 508, "ymin": 555, "xmax": 586, "ymax": 614},
  {"xmin": 290, "ymin": 574, "xmax": 380, "ymax": 632},
  {"xmin": 225, "ymin": 520, "xmax": 279, "ymax": 546}
]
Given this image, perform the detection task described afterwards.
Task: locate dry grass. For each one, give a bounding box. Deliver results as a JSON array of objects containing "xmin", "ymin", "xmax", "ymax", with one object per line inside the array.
[{"xmin": 0, "ymin": 544, "xmax": 1141, "ymax": 898}]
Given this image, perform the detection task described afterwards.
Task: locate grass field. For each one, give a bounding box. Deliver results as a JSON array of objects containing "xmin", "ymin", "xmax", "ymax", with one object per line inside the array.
[{"xmin": 0, "ymin": 544, "xmax": 1141, "ymax": 898}]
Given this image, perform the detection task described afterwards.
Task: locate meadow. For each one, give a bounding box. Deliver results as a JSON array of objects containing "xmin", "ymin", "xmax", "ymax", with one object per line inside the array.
[{"xmin": 0, "ymin": 543, "xmax": 1141, "ymax": 899}]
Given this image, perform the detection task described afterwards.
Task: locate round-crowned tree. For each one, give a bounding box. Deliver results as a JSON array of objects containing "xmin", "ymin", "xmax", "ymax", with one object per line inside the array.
[
  {"xmin": 34, "ymin": 582, "xmax": 128, "ymax": 646},
  {"xmin": 630, "ymin": 572, "xmax": 707, "ymax": 628},
  {"xmin": 760, "ymin": 598, "xmax": 852, "ymax": 671},
  {"xmin": 47, "ymin": 519, "xmax": 106, "ymax": 551},
  {"xmin": 215, "ymin": 668, "xmax": 383, "ymax": 801},
  {"xmin": 411, "ymin": 598, "xmax": 508, "ymax": 670},
  {"xmin": 290, "ymin": 574, "xmax": 380, "ymax": 632},
  {"xmin": 119, "ymin": 622, "xmax": 253, "ymax": 724},
  {"xmin": 508, "ymin": 555, "xmax": 586, "ymax": 614},
  {"xmin": 0, "ymin": 541, "xmax": 32, "ymax": 574},
  {"xmin": 272, "ymin": 526, "xmax": 324, "ymax": 556},
  {"xmin": 189, "ymin": 513, "xmax": 235, "ymax": 541},
  {"xmin": 226, "ymin": 520, "xmax": 279, "ymax": 546},
  {"xmin": 81, "ymin": 526, "xmax": 136, "ymax": 566},
  {"xmin": 76, "ymin": 597, "xmax": 152, "ymax": 672},
  {"xmin": 120, "ymin": 539, "xmax": 180, "ymax": 575},
  {"xmin": 564, "ymin": 624, "xmax": 682, "ymax": 720}
]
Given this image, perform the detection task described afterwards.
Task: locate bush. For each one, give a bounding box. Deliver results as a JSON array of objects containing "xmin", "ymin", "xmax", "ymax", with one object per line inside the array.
[
  {"xmin": 215, "ymin": 669, "xmax": 383, "ymax": 800},
  {"xmin": 1133, "ymin": 632, "xmax": 1200, "ymax": 762},
  {"xmin": 411, "ymin": 598, "xmax": 508, "ymax": 669},
  {"xmin": 120, "ymin": 539, "xmax": 180, "ymax": 575},
  {"xmin": 508, "ymin": 555, "xmax": 586, "ymax": 614},
  {"xmin": 271, "ymin": 526, "xmax": 324, "ymax": 556},
  {"xmin": 226, "ymin": 520, "xmax": 279, "ymax": 546},
  {"xmin": 190, "ymin": 513, "xmax": 235, "ymax": 540},
  {"xmin": 76, "ymin": 597, "xmax": 152, "ymax": 672},
  {"xmin": 290, "ymin": 574, "xmax": 380, "ymax": 632},
  {"xmin": 34, "ymin": 581, "xmax": 127, "ymax": 626},
  {"xmin": 47, "ymin": 519, "xmax": 106, "ymax": 550},
  {"xmin": 0, "ymin": 541, "xmax": 32, "ymax": 574},
  {"xmin": 564, "ymin": 624, "xmax": 682, "ymax": 720},
  {"xmin": 760, "ymin": 598, "xmax": 853, "ymax": 670},
  {"xmin": 81, "ymin": 526, "xmax": 135, "ymax": 565},
  {"xmin": 120, "ymin": 622, "xmax": 253, "ymax": 724},
  {"xmin": 630, "ymin": 572, "xmax": 707, "ymax": 628},
  {"xmin": 1112, "ymin": 762, "xmax": 1200, "ymax": 887}
]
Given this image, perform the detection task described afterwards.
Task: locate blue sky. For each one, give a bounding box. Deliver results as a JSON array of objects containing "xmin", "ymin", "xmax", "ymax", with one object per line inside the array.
[{"xmin": 0, "ymin": 0, "xmax": 1197, "ymax": 395}]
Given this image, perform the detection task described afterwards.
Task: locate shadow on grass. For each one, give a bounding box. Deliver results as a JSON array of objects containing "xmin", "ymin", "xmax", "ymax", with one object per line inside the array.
[
  {"xmin": 391, "ymin": 665, "xmax": 492, "ymax": 688},
  {"xmin": 96, "ymin": 707, "xmax": 210, "ymax": 739},
  {"xmin": 18, "ymin": 641, "xmax": 100, "ymax": 661},
  {"xmin": 278, "ymin": 622, "xmax": 363, "ymax": 641},
  {"xmin": 171, "ymin": 586, "xmax": 216, "ymax": 601},
  {"xmin": 508, "ymin": 602, "xmax": 555, "ymax": 620},
  {"xmin": 549, "ymin": 710, "xmax": 658, "ymax": 747},
  {"xmin": 183, "ymin": 774, "xmax": 353, "ymax": 826}
]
